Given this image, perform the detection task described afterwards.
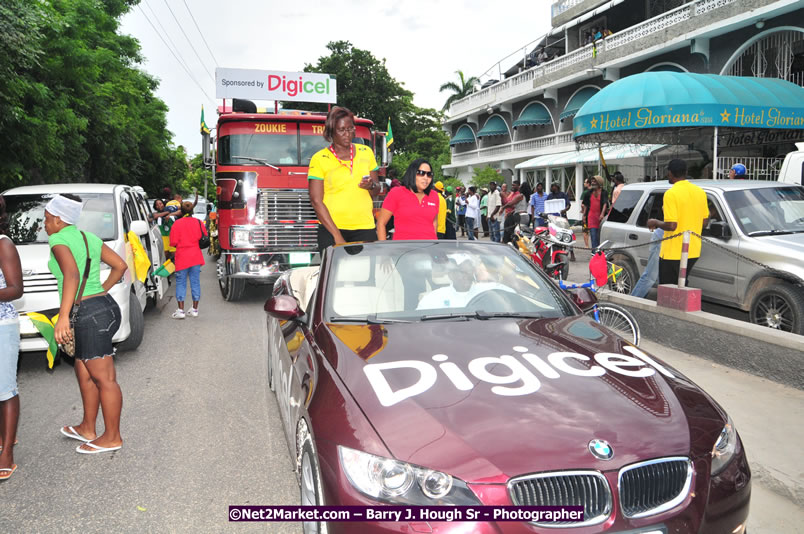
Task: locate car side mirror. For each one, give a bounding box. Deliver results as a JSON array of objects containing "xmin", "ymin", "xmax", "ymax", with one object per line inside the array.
[
  {"xmin": 707, "ymin": 221, "xmax": 731, "ymax": 239},
  {"xmin": 264, "ymin": 295, "xmax": 305, "ymax": 321},
  {"xmin": 569, "ymin": 287, "xmax": 597, "ymax": 311},
  {"xmin": 130, "ymin": 220, "xmax": 149, "ymax": 236}
]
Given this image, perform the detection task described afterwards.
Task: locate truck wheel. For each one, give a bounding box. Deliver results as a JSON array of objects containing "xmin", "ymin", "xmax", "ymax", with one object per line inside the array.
[
  {"xmin": 219, "ymin": 276, "xmax": 245, "ymax": 302},
  {"xmin": 117, "ymin": 293, "xmax": 145, "ymax": 352},
  {"xmin": 749, "ymin": 282, "xmax": 804, "ymax": 334}
]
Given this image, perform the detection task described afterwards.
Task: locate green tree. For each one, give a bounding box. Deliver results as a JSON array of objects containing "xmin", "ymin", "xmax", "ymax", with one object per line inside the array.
[
  {"xmin": 181, "ymin": 152, "xmax": 215, "ymax": 202},
  {"xmin": 439, "ymin": 70, "xmax": 479, "ymax": 112},
  {"xmin": 471, "ymin": 166, "xmax": 503, "ymax": 190},
  {"xmin": 0, "ymin": 0, "xmax": 185, "ymax": 194}
]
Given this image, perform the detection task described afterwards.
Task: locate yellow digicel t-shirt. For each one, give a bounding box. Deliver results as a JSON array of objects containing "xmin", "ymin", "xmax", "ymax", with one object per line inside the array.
[
  {"xmin": 437, "ymin": 194, "xmax": 447, "ymax": 234},
  {"xmin": 659, "ymin": 180, "xmax": 709, "ymax": 260},
  {"xmin": 308, "ymin": 144, "xmax": 378, "ymax": 230}
]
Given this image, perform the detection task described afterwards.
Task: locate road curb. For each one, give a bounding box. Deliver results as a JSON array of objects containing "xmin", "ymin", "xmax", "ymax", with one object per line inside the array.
[{"xmin": 599, "ymin": 292, "xmax": 804, "ymax": 390}]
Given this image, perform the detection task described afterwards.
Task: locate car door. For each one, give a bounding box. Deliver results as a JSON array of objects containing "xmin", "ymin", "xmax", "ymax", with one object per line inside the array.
[
  {"xmin": 633, "ymin": 189, "xmax": 669, "ymax": 274},
  {"xmin": 687, "ymin": 192, "xmax": 739, "ymax": 304},
  {"xmin": 119, "ymin": 191, "xmax": 147, "ymax": 306},
  {"xmin": 133, "ymin": 192, "xmax": 166, "ymax": 298}
]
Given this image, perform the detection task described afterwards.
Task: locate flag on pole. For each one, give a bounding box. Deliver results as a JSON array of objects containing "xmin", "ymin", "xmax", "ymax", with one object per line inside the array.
[
  {"xmin": 27, "ymin": 312, "xmax": 58, "ymax": 368},
  {"xmin": 154, "ymin": 259, "xmax": 176, "ymax": 278},
  {"xmin": 598, "ymin": 145, "xmax": 611, "ymax": 183},
  {"xmin": 386, "ymin": 119, "xmax": 394, "ymax": 148},
  {"xmin": 200, "ymin": 105, "xmax": 210, "ymax": 134}
]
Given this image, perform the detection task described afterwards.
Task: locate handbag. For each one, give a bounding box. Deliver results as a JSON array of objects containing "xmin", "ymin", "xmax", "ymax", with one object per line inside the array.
[
  {"xmin": 60, "ymin": 232, "xmax": 91, "ymax": 357},
  {"xmin": 197, "ymin": 218, "xmax": 210, "ymax": 249}
]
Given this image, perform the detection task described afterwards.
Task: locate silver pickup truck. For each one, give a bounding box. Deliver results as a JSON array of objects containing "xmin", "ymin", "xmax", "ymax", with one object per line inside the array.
[{"xmin": 601, "ymin": 180, "xmax": 804, "ymax": 334}]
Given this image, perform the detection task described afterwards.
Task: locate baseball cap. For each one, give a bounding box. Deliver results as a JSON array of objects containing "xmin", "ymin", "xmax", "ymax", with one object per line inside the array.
[
  {"xmin": 446, "ymin": 186, "xmax": 454, "ymax": 193},
  {"xmin": 434, "ymin": 181, "xmax": 444, "ymax": 191}
]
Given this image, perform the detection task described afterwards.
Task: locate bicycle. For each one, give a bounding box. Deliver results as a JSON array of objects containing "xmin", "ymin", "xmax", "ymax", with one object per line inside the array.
[{"xmin": 553, "ymin": 241, "xmax": 641, "ymax": 346}]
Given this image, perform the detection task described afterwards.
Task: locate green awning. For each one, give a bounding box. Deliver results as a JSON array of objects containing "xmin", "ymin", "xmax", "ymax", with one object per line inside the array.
[
  {"xmin": 477, "ymin": 116, "xmax": 509, "ymax": 137},
  {"xmin": 561, "ymin": 87, "xmax": 599, "ymax": 120},
  {"xmin": 449, "ymin": 125, "xmax": 476, "ymax": 146},
  {"xmin": 513, "ymin": 104, "xmax": 552, "ymax": 128}
]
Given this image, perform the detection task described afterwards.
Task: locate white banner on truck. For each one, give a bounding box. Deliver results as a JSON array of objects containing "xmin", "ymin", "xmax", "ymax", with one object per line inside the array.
[{"xmin": 215, "ymin": 68, "xmax": 337, "ymax": 104}]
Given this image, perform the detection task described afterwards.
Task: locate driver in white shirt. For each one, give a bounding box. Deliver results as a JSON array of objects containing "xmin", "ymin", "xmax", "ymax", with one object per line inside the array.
[{"xmin": 417, "ymin": 259, "xmax": 513, "ymax": 309}]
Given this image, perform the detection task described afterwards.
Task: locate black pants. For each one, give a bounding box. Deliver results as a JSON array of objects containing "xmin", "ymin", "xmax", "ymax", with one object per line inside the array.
[
  {"xmin": 659, "ymin": 257, "xmax": 698, "ymax": 285},
  {"xmin": 481, "ymin": 215, "xmax": 489, "ymax": 237},
  {"xmin": 503, "ymin": 212, "xmax": 517, "ymax": 243},
  {"xmin": 317, "ymin": 225, "xmax": 377, "ymax": 254},
  {"xmin": 445, "ymin": 220, "xmax": 457, "ymax": 240},
  {"xmin": 457, "ymin": 215, "xmax": 466, "ymax": 236}
]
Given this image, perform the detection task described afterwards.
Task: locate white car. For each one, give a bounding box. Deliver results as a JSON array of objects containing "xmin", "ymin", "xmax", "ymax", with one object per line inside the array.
[{"xmin": 2, "ymin": 184, "xmax": 167, "ymax": 353}]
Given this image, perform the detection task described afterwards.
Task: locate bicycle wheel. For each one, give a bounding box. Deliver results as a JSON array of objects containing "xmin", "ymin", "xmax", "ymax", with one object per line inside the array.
[{"xmin": 587, "ymin": 303, "xmax": 641, "ymax": 346}]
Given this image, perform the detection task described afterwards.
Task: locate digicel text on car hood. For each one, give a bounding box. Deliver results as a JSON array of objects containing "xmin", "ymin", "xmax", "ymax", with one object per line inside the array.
[{"xmin": 325, "ymin": 317, "xmax": 692, "ymax": 483}]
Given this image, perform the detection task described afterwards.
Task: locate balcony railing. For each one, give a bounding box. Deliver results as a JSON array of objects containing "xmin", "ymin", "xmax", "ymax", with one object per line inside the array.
[
  {"xmin": 449, "ymin": 0, "xmax": 738, "ymax": 118},
  {"xmin": 450, "ymin": 132, "xmax": 574, "ymax": 164}
]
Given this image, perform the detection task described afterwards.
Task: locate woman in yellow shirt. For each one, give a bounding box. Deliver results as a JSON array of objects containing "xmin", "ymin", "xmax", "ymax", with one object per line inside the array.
[{"xmin": 308, "ymin": 106, "xmax": 381, "ymax": 253}]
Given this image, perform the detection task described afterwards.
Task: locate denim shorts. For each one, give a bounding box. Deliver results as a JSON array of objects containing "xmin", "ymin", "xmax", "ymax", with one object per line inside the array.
[
  {"xmin": 0, "ymin": 320, "xmax": 20, "ymax": 401},
  {"xmin": 74, "ymin": 294, "xmax": 122, "ymax": 360}
]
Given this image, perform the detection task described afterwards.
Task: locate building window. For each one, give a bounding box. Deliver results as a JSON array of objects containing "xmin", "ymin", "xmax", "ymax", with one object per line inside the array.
[{"xmin": 724, "ymin": 29, "xmax": 804, "ymax": 87}]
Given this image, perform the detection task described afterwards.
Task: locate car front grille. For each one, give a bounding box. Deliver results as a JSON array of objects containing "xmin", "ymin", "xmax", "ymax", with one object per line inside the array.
[
  {"xmin": 256, "ymin": 188, "xmax": 317, "ymax": 223},
  {"xmin": 509, "ymin": 471, "xmax": 611, "ymax": 526},
  {"xmin": 619, "ymin": 457, "xmax": 693, "ymax": 518},
  {"xmin": 23, "ymin": 273, "xmax": 59, "ymax": 293}
]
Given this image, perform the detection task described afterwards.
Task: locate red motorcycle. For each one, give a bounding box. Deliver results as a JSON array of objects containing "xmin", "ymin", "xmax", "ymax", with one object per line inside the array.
[{"xmin": 510, "ymin": 212, "xmax": 576, "ymax": 280}]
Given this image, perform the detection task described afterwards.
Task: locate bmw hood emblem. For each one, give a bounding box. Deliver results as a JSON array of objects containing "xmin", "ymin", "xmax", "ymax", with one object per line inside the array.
[{"xmin": 589, "ymin": 439, "xmax": 614, "ymax": 460}]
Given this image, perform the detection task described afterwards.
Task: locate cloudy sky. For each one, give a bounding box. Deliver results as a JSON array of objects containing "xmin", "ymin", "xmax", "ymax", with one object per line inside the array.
[{"xmin": 120, "ymin": 0, "xmax": 551, "ymax": 154}]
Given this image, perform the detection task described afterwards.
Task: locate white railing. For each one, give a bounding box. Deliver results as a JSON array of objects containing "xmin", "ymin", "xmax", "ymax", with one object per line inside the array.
[
  {"xmin": 449, "ymin": 132, "xmax": 575, "ymax": 165},
  {"xmin": 552, "ymin": 0, "xmax": 586, "ymax": 18},
  {"xmin": 716, "ymin": 157, "xmax": 785, "ymax": 180},
  {"xmin": 449, "ymin": 0, "xmax": 739, "ymax": 118}
]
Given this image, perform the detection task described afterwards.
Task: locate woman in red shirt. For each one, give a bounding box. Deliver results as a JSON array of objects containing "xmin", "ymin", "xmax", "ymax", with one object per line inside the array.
[
  {"xmin": 169, "ymin": 202, "xmax": 208, "ymax": 319},
  {"xmin": 377, "ymin": 159, "xmax": 439, "ymax": 240}
]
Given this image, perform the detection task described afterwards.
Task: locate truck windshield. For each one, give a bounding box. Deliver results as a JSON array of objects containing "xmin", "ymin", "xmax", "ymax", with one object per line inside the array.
[
  {"xmin": 3, "ymin": 193, "xmax": 117, "ymax": 244},
  {"xmin": 724, "ymin": 186, "xmax": 804, "ymax": 235}
]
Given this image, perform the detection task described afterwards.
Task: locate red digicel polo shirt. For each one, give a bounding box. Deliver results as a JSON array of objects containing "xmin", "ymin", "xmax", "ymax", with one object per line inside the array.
[{"xmin": 382, "ymin": 187, "xmax": 439, "ymax": 240}]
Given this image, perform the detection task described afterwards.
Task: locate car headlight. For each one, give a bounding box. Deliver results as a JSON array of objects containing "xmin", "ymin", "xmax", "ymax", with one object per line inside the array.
[
  {"xmin": 230, "ymin": 227, "xmax": 251, "ymax": 247},
  {"xmin": 338, "ymin": 446, "xmax": 480, "ymax": 505},
  {"xmin": 711, "ymin": 416, "xmax": 738, "ymax": 475}
]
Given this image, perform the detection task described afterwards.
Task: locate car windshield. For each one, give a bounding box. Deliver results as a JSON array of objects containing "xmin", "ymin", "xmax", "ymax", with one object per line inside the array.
[
  {"xmin": 3, "ymin": 193, "xmax": 117, "ymax": 244},
  {"xmin": 724, "ymin": 186, "xmax": 804, "ymax": 235},
  {"xmin": 324, "ymin": 242, "xmax": 574, "ymax": 322}
]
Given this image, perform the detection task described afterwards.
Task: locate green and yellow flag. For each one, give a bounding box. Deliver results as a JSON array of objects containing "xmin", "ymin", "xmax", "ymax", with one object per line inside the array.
[
  {"xmin": 386, "ymin": 119, "xmax": 393, "ymax": 148},
  {"xmin": 27, "ymin": 312, "xmax": 58, "ymax": 368},
  {"xmin": 200, "ymin": 105, "xmax": 210, "ymax": 135},
  {"xmin": 154, "ymin": 259, "xmax": 175, "ymax": 278}
]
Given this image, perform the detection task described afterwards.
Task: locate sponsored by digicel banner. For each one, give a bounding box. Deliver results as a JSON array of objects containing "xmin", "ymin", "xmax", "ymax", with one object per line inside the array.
[{"xmin": 216, "ymin": 68, "xmax": 337, "ymax": 104}]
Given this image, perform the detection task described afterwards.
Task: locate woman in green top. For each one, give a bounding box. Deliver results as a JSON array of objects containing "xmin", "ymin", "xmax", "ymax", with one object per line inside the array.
[{"xmin": 45, "ymin": 194, "xmax": 128, "ymax": 454}]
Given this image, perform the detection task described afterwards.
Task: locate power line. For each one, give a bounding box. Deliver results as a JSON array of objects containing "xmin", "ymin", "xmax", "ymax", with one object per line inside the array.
[
  {"xmin": 181, "ymin": 0, "xmax": 219, "ymax": 67},
  {"xmin": 161, "ymin": 0, "xmax": 216, "ymax": 83},
  {"xmin": 143, "ymin": 0, "xmax": 194, "ymax": 77},
  {"xmin": 137, "ymin": 4, "xmax": 214, "ymax": 102}
]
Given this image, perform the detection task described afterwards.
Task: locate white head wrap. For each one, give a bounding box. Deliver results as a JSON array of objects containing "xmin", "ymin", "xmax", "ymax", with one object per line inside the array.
[{"xmin": 45, "ymin": 195, "xmax": 83, "ymax": 225}]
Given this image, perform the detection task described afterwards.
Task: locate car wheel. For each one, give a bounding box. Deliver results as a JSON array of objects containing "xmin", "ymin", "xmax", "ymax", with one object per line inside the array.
[
  {"xmin": 299, "ymin": 437, "xmax": 326, "ymax": 534},
  {"xmin": 609, "ymin": 254, "xmax": 637, "ymax": 295},
  {"xmin": 749, "ymin": 283, "xmax": 804, "ymax": 334},
  {"xmin": 117, "ymin": 292, "xmax": 144, "ymax": 352}
]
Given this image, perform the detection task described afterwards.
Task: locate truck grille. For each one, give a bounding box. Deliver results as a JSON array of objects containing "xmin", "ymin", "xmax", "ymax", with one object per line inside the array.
[
  {"xmin": 250, "ymin": 225, "xmax": 318, "ymax": 250},
  {"xmin": 23, "ymin": 273, "xmax": 59, "ymax": 293},
  {"xmin": 257, "ymin": 188, "xmax": 317, "ymax": 223},
  {"xmin": 509, "ymin": 471, "xmax": 611, "ymax": 526},
  {"xmin": 619, "ymin": 457, "xmax": 692, "ymax": 518}
]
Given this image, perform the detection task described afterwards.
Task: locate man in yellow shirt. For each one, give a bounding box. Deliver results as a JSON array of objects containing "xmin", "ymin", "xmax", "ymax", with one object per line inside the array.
[
  {"xmin": 647, "ymin": 159, "xmax": 709, "ymax": 285},
  {"xmin": 434, "ymin": 181, "xmax": 447, "ymax": 239},
  {"xmin": 308, "ymin": 107, "xmax": 381, "ymax": 253}
]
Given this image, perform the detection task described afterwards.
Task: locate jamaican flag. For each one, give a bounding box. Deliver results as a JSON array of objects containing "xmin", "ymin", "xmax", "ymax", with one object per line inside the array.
[
  {"xmin": 154, "ymin": 259, "xmax": 175, "ymax": 278},
  {"xmin": 27, "ymin": 312, "xmax": 58, "ymax": 368}
]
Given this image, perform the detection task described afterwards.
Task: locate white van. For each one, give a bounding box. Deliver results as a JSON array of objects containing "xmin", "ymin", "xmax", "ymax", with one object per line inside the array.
[
  {"xmin": 778, "ymin": 143, "xmax": 804, "ymax": 185},
  {"xmin": 2, "ymin": 184, "xmax": 167, "ymax": 353}
]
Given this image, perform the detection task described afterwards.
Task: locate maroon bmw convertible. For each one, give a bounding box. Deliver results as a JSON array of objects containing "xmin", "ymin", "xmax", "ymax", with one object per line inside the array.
[{"xmin": 264, "ymin": 241, "xmax": 750, "ymax": 534}]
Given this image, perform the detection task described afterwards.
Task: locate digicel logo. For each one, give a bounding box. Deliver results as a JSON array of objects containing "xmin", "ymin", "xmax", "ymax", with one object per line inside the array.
[{"xmin": 267, "ymin": 74, "xmax": 332, "ymax": 98}]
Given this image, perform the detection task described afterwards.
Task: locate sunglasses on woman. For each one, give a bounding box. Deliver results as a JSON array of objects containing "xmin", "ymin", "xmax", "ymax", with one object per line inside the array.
[{"xmin": 416, "ymin": 170, "xmax": 434, "ymax": 178}]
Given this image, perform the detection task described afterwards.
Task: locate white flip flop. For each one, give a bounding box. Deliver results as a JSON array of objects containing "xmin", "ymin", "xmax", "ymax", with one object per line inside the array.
[
  {"xmin": 76, "ymin": 441, "xmax": 122, "ymax": 454},
  {"xmin": 60, "ymin": 426, "xmax": 91, "ymax": 442}
]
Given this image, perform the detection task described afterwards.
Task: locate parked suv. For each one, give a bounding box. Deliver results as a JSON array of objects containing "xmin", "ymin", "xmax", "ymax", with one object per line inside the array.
[
  {"xmin": 601, "ymin": 180, "xmax": 804, "ymax": 334},
  {"xmin": 2, "ymin": 184, "xmax": 167, "ymax": 353}
]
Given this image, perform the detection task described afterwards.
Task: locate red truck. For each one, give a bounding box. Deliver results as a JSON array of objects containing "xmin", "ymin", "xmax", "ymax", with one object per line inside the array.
[{"xmin": 203, "ymin": 102, "xmax": 389, "ymax": 301}]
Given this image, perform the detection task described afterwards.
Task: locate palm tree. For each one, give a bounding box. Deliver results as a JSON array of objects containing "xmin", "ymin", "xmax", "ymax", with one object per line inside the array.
[{"xmin": 439, "ymin": 70, "xmax": 480, "ymax": 112}]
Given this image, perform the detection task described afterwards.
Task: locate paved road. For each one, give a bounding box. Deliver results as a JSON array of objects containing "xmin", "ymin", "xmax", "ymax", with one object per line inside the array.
[{"xmin": 2, "ymin": 254, "xmax": 801, "ymax": 532}]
